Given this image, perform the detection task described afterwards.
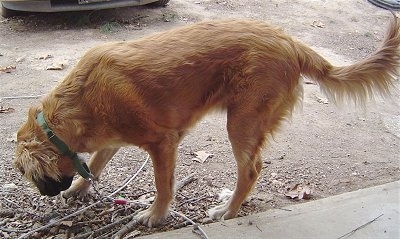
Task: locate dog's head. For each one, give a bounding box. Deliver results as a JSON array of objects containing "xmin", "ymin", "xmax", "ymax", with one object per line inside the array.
[{"xmin": 14, "ymin": 106, "xmax": 75, "ymax": 196}]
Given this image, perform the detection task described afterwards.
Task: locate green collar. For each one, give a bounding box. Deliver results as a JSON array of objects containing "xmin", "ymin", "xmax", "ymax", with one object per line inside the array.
[{"xmin": 36, "ymin": 111, "xmax": 93, "ymax": 180}]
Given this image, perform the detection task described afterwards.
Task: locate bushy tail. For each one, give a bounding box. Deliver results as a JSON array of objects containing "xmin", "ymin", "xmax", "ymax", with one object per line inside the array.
[{"xmin": 297, "ymin": 15, "xmax": 400, "ymax": 105}]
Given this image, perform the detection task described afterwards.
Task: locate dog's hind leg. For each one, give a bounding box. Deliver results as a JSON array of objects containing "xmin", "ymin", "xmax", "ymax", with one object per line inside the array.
[
  {"xmin": 63, "ymin": 147, "xmax": 119, "ymax": 198},
  {"xmin": 136, "ymin": 132, "xmax": 180, "ymax": 227},
  {"xmin": 208, "ymin": 107, "xmax": 265, "ymax": 220}
]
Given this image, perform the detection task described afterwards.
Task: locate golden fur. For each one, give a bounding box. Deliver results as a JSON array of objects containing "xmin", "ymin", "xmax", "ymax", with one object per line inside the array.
[{"xmin": 15, "ymin": 17, "xmax": 400, "ymax": 226}]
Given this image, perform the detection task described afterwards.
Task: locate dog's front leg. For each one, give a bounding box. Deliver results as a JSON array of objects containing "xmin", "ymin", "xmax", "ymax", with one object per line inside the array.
[
  {"xmin": 63, "ymin": 147, "xmax": 119, "ymax": 198},
  {"xmin": 136, "ymin": 137, "xmax": 178, "ymax": 227}
]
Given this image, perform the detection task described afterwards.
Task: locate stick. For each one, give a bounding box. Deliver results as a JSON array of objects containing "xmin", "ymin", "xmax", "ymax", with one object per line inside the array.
[
  {"xmin": 74, "ymin": 210, "xmax": 142, "ymax": 239},
  {"xmin": 0, "ymin": 227, "xmax": 30, "ymax": 233},
  {"xmin": 177, "ymin": 195, "xmax": 211, "ymax": 207},
  {"xmin": 176, "ymin": 173, "xmax": 197, "ymax": 191},
  {"xmin": 1, "ymin": 94, "xmax": 45, "ymax": 100},
  {"xmin": 336, "ymin": 214, "xmax": 384, "ymax": 239},
  {"xmin": 116, "ymin": 200, "xmax": 210, "ymax": 239},
  {"xmin": 112, "ymin": 217, "xmax": 140, "ymax": 239},
  {"xmin": 170, "ymin": 210, "xmax": 209, "ymax": 239},
  {"xmin": 17, "ymin": 155, "xmax": 150, "ymax": 239}
]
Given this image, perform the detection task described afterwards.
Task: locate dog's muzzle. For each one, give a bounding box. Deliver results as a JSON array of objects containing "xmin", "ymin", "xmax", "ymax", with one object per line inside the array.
[{"xmin": 34, "ymin": 176, "xmax": 73, "ymax": 196}]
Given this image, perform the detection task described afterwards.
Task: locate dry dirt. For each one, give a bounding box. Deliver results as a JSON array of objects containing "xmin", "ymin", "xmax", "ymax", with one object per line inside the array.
[{"xmin": 0, "ymin": 0, "xmax": 399, "ymax": 238}]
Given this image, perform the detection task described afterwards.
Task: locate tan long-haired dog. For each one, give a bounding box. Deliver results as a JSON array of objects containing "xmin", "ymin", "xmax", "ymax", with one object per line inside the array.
[{"xmin": 15, "ymin": 15, "xmax": 399, "ymax": 226}]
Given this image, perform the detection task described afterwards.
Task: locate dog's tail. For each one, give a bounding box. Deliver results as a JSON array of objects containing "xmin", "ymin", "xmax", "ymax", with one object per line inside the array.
[{"xmin": 297, "ymin": 15, "xmax": 400, "ymax": 105}]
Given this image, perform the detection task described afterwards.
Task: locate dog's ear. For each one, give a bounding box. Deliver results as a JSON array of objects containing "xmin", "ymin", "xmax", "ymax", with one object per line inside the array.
[
  {"xmin": 15, "ymin": 139, "xmax": 61, "ymax": 182},
  {"xmin": 15, "ymin": 106, "xmax": 61, "ymax": 182}
]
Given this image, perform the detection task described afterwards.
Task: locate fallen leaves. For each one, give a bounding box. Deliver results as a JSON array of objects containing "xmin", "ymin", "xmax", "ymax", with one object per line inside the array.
[
  {"xmin": 1, "ymin": 52, "xmax": 65, "ymax": 75},
  {"xmin": 35, "ymin": 53, "xmax": 53, "ymax": 60},
  {"xmin": 311, "ymin": 20, "xmax": 325, "ymax": 28},
  {"xmin": 285, "ymin": 183, "xmax": 313, "ymax": 200},
  {"xmin": 0, "ymin": 106, "xmax": 15, "ymax": 114},
  {"xmin": 0, "ymin": 65, "xmax": 16, "ymax": 73},
  {"xmin": 192, "ymin": 150, "xmax": 213, "ymax": 163},
  {"xmin": 60, "ymin": 221, "xmax": 74, "ymax": 227},
  {"xmin": 313, "ymin": 94, "xmax": 329, "ymax": 104},
  {"xmin": 137, "ymin": 194, "xmax": 155, "ymax": 205},
  {"xmin": 46, "ymin": 63, "xmax": 65, "ymax": 70}
]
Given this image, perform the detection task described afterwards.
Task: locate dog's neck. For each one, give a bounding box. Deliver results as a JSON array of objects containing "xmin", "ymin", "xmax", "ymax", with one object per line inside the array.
[{"xmin": 36, "ymin": 111, "xmax": 93, "ymax": 179}]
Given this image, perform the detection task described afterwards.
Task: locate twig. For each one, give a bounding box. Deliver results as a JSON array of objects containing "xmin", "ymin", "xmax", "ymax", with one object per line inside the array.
[
  {"xmin": 0, "ymin": 198, "xmax": 38, "ymax": 217},
  {"xmin": 255, "ymin": 224, "xmax": 262, "ymax": 232},
  {"xmin": 17, "ymin": 154, "xmax": 150, "ymax": 239},
  {"xmin": 0, "ymin": 227, "xmax": 30, "ymax": 233},
  {"xmin": 336, "ymin": 214, "xmax": 384, "ymax": 239},
  {"xmin": 177, "ymin": 195, "xmax": 212, "ymax": 207},
  {"xmin": 129, "ymin": 189, "xmax": 156, "ymax": 198},
  {"xmin": 173, "ymin": 214, "xmax": 202, "ymax": 229},
  {"xmin": 277, "ymin": 207, "xmax": 292, "ymax": 211},
  {"xmin": 117, "ymin": 200, "xmax": 210, "ymax": 239},
  {"xmin": 1, "ymin": 94, "xmax": 45, "ymax": 100},
  {"xmin": 74, "ymin": 210, "xmax": 143, "ymax": 239},
  {"xmin": 170, "ymin": 210, "xmax": 209, "ymax": 239},
  {"xmin": 112, "ymin": 217, "xmax": 140, "ymax": 239},
  {"xmin": 176, "ymin": 173, "xmax": 197, "ymax": 191}
]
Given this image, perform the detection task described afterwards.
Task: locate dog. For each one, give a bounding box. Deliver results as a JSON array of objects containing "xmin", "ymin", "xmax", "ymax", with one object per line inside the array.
[{"xmin": 14, "ymin": 16, "xmax": 399, "ymax": 227}]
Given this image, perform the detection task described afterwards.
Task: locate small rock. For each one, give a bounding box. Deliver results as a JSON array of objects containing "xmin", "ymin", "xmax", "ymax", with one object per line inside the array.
[
  {"xmin": 271, "ymin": 179, "xmax": 283, "ymax": 186},
  {"xmin": 84, "ymin": 210, "xmax": 95, "ymax": 218},
  {"xmin": 3, "ymin": 183, "xmax": 17, "ymax": 190},
  {"xmin": 33, "ymin": 232, "xmax": 41, "ymax": 239},
  {"xmin": 202, "ymin": 217, "xmax": 213, "ymax": 224},
  {"xmin": 49, "ymin": 226, "xmax": 59, "ymax": 235},
  {"xmin": 16, "ymin": 56, "xmax": 26, "ymax": 63}
]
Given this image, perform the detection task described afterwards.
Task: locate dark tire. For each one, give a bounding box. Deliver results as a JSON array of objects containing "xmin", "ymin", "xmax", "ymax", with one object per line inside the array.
[
  {"xmin": 151, "ymin": 0, "xmax": 170, "ymax": 7},
  {"xmin": 1, "ymin": 4, "xmax": 20, "ymax": 18}
]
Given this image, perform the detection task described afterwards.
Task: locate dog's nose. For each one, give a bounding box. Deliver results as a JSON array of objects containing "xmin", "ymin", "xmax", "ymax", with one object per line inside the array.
[{"xmin": 34, "ymin": 176, "xmax": 73, "ymax": 197}]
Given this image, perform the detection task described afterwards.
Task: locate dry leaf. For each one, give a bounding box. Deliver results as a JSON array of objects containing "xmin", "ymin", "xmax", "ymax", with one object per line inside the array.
[
  {"xmin": 0, "ymin": 65, "xmax": 16, "ymax": 73},
  {"xmin": 315, "ymin": 94, "xmax": 329, "ymax": 104},
  {"xmin": 137, "ymin": 194, "xmax": 155, "ymax": 204},
  {"xmin": 0, "ymin": 107, "xmax": 15, "ymax": 113},
  {"xmin": 192, "ymin": 150, "xmax": 213, "ymax": 163},
  {"xmin": 285, "ymin": 183, "xmax": 313, "ymax": 200},
  {"xmin": 311, "ymin": 20, "xmax": 325, "ymax": 28},
  {"xmin": 6, "ymin": 137, "xmax": 16, "ymax": 143},
  {"xmin": 16, "ymin": 56, "xmax": 26, "ymax": 63},
  {"xmin": 60, "ymin": 221, "xmax": 74, "ymax": 227},
  {"xmin": 46, "ymin": 63, "xmax": 65, "ymax": 70},
  {"xmin": 36, "ymin": 53, "xmax": 53, "ymax": 60}
]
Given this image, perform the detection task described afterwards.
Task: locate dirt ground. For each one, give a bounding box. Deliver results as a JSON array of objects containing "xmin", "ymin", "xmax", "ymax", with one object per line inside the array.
[{"xmin": 0, "ymin": 0, "xmax": 399, "ymax": 238}]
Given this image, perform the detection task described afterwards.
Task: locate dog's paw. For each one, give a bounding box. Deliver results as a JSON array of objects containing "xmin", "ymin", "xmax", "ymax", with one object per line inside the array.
[
  {"xmin": 208, "ymin": 203, "xmax": 236, "ymax": 220},
  {"xmin": 135, "ymin": 208, "xmax": 168, "ymax": 227},
  {"xmin": 62, "ymin": 178, "xmax": 91, "ymax": 199}
]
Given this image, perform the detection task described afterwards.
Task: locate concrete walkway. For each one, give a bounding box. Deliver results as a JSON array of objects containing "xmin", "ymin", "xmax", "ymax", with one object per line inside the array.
[{"xmin": 140, "ymin": 181, "xmax": 399, "ymax": 239}]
